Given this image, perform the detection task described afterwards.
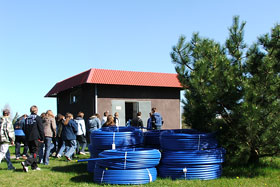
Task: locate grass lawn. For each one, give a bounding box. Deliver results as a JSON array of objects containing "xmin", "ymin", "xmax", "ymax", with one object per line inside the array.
[{"xmin": 0, "ymin": 146, "xmax": 279, "ymax": 187}]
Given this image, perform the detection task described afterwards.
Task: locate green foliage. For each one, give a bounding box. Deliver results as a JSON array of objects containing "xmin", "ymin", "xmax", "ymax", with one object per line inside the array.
[{"xmin": 171, "ymin": 16, "xmax": 280, "ymax": 164}]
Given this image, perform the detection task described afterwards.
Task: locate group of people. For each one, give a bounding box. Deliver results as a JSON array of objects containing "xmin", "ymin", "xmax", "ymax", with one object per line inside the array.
[
  {"xmin": 0, "ymin": 105, "xmax": 163, "ymax": 172},
  {"xmin": 99, "ymin": 107, "xmax": 163, "ymax": 130}
]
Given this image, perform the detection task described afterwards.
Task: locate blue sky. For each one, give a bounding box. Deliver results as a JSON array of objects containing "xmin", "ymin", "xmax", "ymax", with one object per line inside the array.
[{"xmin": 0, "ymin": 0, "xmax": 279, "ymax": 117}]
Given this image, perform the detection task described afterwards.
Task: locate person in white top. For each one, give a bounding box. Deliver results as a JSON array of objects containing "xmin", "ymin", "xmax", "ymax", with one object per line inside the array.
[
  {"xmin": 101, "ymin": 111, "xmax": 109, "ymax": 126},
  {"xmin": 0, "ymin": 109, "xmax": 15, "ymax": 163},
  {"xmin": 114, "ymin": 112, "xmax": 120, "ymax": 127},
  {"xmin": 74, "ymin": 112, "xmax": 87, "ymax": 155}
]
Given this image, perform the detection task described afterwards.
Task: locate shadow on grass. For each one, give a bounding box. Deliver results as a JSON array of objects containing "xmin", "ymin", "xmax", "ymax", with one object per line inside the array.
[
  {"xmin": 222, "ymin": 165, "xmax": 264, "ymax": 178},
  {"xmin": 70, "ymin": 174, "xmax": 93, "ymax": 183},
  {"xmin": 222, "ymin": 158, "xmax": 280, "ymax": 178},
  {"xmin": 51, "ymin": 162, "xmax": 88, "ymax": 173},
  {"xmin": 51, "ymin": 162, "xmax": 94, "ymax": 184}
]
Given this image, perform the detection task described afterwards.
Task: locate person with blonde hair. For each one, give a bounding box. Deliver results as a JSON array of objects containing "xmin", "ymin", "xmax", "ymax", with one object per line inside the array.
[
  {"xmin": 61, "ymin": 113, "xmax": 77, "ymax": 161},
  {"xmin": 102, "ymin": 115, "xmax": 116, "ymax": 127},
  {"xmin": 41, "ymin": 110, "xmax": 56, "ymax": 165}
]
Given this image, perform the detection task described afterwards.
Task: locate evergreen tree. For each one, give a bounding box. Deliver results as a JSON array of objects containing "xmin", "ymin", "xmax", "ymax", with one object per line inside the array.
[
  {"xmin": 171, "ymin": 16, "xmax": 280, "ymax": 164},
  {"xmin": 242, "ymin": 24, "xmax": 280, "ymax": 163}
]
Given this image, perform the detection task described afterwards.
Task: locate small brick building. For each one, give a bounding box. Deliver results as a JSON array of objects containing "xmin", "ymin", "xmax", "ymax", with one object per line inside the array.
[{"xmin": 45, "ymin": 68, "xmax": 182, "ymax": 129}]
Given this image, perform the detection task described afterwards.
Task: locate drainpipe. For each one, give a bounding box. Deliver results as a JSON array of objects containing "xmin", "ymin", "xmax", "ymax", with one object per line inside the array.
[
  {"xmin": 180, "ymin": 90, "xmax": 183, "ymax": 129},
  {"xmin": 95, "ymin": 84, "xmax": 98, "ymax": 113},
  {"xmin": 180, "ymin": 102, "xmax": 182, "ymax": 129}
]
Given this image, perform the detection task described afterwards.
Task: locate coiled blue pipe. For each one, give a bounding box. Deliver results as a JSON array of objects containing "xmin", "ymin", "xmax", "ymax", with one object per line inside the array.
[
  {"xmin": 92, "ymin": 148, "xmax": 160, "ymax": 184},
  {"xmin": 88, "ymin": 127, "xmax": 143, "ymax": 173},
  {"xmin": 159, "ymin": 129, "xmax": 225, "ymax": 180},
  {"xmin": 87, "ymin": 144, "xmax": 95, "ymax": 173},
  {"xmin": 161, "ymin": 148, "xmax": 225, "ymax": 166},
  {"xmin": 87, "ymin": 144, "xmax": 105, "ymax": 173},
  {"xmin": 96, "ymin": 148, "xmax": 161, "ymax": 169},
  {"xmin": 143, "ymin": 130, "xmax": 164, "ymax": 148},
  {"xmin": 160, "ymin": 129, "xmax": 218, "ymax": 150},
  {"xmin": 91, "ymin": 127, "xmax": 143, "ymax": 150},
  {"xmin": 158, "ymin": 164, "xmax": 222, "ymax": 180},
  {"xmin": 94, "ymin": 166, "xmax": 157, "ymax": 184}
]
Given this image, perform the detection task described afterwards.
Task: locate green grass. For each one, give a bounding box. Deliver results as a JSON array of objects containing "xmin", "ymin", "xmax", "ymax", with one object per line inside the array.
[{"xmin": 0, "ymin": 146, "xmax": 280, "ymax": 187}]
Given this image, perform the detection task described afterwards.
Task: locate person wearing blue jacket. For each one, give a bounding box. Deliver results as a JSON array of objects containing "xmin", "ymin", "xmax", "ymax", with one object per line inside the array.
[
  {"xmin": 61, "ymin": 113, "xmax": 78, "ymax": 161},
  {"xmin": 151, "ymin": 107, "xmax": 163, "ymax": 130},
  {"xmin": 147, "ymin": 113, "xmax": 153, "ymax": 130},
  {"xmin": 14, "ymin": 114, "xmax": 29, "ymax": 159}
]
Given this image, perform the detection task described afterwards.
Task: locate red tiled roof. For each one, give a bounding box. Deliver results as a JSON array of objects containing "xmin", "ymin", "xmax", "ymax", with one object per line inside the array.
[{"xmin": 45, "ymin": 68, "xmax": 182, "ymax": 97}]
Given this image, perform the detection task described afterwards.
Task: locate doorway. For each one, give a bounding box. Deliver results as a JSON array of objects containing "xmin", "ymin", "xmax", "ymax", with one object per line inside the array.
[{"xmin": 125, "ymin": 102, "xmax": 139, "ymax": 122}]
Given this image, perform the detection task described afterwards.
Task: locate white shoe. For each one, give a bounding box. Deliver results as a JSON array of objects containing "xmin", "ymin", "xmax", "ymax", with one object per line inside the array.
[
  {"xmin": 21, "ymin": 162, "xmax": 28, "ymax": 172},
  {"xmin": 56, "ymin": 154, "xmax": 61, "ymax": 158}
]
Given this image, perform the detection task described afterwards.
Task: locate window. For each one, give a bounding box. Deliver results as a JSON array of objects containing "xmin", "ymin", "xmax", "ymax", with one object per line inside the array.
[{"xmin": 70, "ymin": 90, "xmax": 80, "ymax": 104}]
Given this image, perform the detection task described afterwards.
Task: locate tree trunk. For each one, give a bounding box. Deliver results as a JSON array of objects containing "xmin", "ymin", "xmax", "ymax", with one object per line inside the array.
[{"xmin": 247, "ymin": 148, "xmax": 259, "ymax": 165}]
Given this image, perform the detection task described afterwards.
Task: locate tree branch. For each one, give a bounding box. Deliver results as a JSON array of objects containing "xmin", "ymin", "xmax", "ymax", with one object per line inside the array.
[{"xmin": 176, "ymin": 48, "xmax": 194, "ymax": 71}]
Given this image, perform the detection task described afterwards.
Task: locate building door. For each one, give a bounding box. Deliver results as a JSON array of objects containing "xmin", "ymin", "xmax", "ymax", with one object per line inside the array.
[
  {"xmin": 138, "ymin": 101, "xmax": 151, "ymax": 128},
  {"xmin": 125, "ymin": 102, "xmax": 139, "ymax": 123},
  {"xmin": 112, "ymin": 100, "xmax": 151, "ymax": 127},
  {"xmin": 111, "ymin": 100, "xmax": 125, "ymax": 126}
]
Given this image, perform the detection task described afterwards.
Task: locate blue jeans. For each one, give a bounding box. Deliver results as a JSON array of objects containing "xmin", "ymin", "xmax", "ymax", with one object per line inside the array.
[
  {"xmin": 15, "ymin": 136, "xmax": 28, "ymax": 157},
  {"xmin": 64, "ymin": 140, "xmax": 76, "ymax": 158},
  {"xmin": 57, "ymin": 139, "xmax": 66, "ymax": 156},
  {"xmin": 38, "ymin": 143, "xmax": 44, "ymax": 164},
  {"xmin": 43, "ymin": 137, "xmax": 52, "ymax": 165},
  {"xmin": 50, "ymin": 137, "xmax": 57, "ymax": 155},
  {"xmin": 76, "ymin": 135, "xmax": 87, "ymax": 154},
  {"xmin": 5, "ymin": 150, "xmax": 15, "ymax": 170}
]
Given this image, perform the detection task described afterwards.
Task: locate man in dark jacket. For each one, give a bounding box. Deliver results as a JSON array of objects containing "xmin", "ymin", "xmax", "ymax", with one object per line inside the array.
[
  {"xmin": 131, "ymin": 112, "xmax": 144, "ymax": 128},
  {"xmin": 21, "ymin": 105, "xmax": 44, "ymax": 172}
]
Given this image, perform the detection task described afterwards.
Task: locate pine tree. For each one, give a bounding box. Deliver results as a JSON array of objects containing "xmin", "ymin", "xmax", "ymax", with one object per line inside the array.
[
  {"xmin": 242, "ymin": 24, "xmax": 280, "ymax": 163},
  {"xmin": 171, "ymin": 17, "xmax": 280, "ymax": 164}
]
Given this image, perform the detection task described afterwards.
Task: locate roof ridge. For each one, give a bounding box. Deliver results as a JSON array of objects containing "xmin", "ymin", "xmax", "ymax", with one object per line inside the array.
[
  {"xmin": 90, "ymin": 68, "xmax": 177, "ymax": 75},
  {"xmin": 86, "ymin": 68, "xmax": 95, "ymax": 83},
  {"xmin": 45, "ymin": 68, "xmax": 182, "ymax": 97},
  {"xmin": 56, "ymin": 69, "xmax": 91, "ymax": 84}
]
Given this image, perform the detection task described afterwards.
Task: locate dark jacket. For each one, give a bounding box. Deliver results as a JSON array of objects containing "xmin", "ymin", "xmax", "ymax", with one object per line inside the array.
[
  {"xmin": 147, "ymin": 118, "xmax": 152, "ymax": 130},
  {"xmin": 62, "ymin": 119, "xmax": 78, "ymax": 141},
  {"xmin": 131, "ymin": 117, "xmax": 144, "ymax": 128},
  {"xmin": 23, "ymin": 114, "xmax": 44, "ymax": 141}
]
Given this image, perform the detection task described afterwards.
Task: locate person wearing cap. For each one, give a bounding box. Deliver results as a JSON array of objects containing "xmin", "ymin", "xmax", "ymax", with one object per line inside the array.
[{"xmin": 0, "ymin": 109, "xmax": 15, "ymax": 163}]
